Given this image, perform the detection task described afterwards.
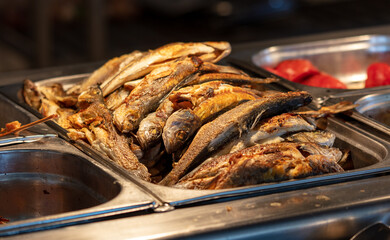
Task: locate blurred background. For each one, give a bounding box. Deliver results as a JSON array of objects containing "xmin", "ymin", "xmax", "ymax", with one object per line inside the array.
[{"xmin": 0, "ymin": 0, "xmax": 389, "ymax": 73}]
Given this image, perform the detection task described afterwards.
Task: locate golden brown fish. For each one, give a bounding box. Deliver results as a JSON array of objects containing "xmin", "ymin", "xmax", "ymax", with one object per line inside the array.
[
  {"xmin": 286, "ymin": 130, "xmax": 336, "ymax": 147},
  {"xmin": 211, "ymin": 113, "xmax": 316, "ymax": 157},
  {"xmin": 23, "ymin": 79, "xmax": 42, "ymax": 110},
  {"xmin": 175, "ymin": 142, "xmax": 344, "ymax": 190},
  {"xmin": 100, "ymin": 41, "xmax": 231, "ymax": 96},
  {"xmin": 159, "ymin": 91, "xmax": 313, "ymax": 186},
  {"xmin": 113, "ymin": 56, "xmax": 203, "ymax": 133},
  {"xmin": 186, "ymin": 72, "xmax": 277, "ymax": 86},
  {"xmin": 68, "ymin": 50, "xmax": 144, "ymax": 95},
  {"xmin": 136, "ymin": 81, "xmax": 223, "ymax": 150},
  {"xmin": 67, "ymin": 86, "xmax": 151, "ymax": 181},
  {"xmin": 162, "ymin": 85, "xmax": 261, "ymax": 154}
]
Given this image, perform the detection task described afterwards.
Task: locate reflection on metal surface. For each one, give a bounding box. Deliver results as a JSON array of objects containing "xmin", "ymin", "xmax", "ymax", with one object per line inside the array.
[{"xmin": 252, "ymin": 34, "xmax": 390, "ymax": 89}]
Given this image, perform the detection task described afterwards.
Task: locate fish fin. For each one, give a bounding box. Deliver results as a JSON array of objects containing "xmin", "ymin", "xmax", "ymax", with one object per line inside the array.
[{"xmin": 250, "ymin": 109, "xmax": 266, "ymax": 130}]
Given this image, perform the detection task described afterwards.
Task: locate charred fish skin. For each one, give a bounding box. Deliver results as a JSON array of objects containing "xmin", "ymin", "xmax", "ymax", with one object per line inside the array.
[
  {"xmin": 175, "ymin": 142, "xmax": 343, "ymax": 190},
  {"xmin": 159, "ymin": 91, "xmax": 313, "ymax": 186},
  {"xmin": 113, "ymin": 56, "xmax": 203, "ymax": 133}
]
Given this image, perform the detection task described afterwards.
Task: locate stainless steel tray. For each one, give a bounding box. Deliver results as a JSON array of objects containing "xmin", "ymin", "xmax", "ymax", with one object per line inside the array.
[
  {"xmin": 0, "ymin": 94, "xmax": 158, "ymax": 237},
  {"xmin": 2, "ymin": 73, "xmax": 390, "ymax": 210},
  {"xmin": 228, "ymin": 34, "xmax": 390, "ymax": 139},
  {"xmin": 228, "ymin": 35, "xmax": 390, "ymax": 107},
  {"xmin": 252, "ymin": 34, "xmax": 390, "ymax": 89}
]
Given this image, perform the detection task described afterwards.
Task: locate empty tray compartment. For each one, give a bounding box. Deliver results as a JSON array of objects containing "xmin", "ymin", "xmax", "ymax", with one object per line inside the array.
[
  {"xmin": 0, "ymin": 149, "xmax": 120, "ymax": 221},
  {"xmin": 252, "ymin": 34, "xmax": 390, "ymax": 90},
  {"xmin": 0, "ymin": 137, "xmax": 157, "ymax": 237}
]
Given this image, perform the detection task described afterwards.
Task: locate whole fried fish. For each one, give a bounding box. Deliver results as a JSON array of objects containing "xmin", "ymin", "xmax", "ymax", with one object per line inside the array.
[
  {"xmin": 23, "ymin": 79, "xmax": 42, "ymax": 110},
  {"xmin": 69, "ymin": 50, "xmax": 145, "ymax": 95},
  {"xmin": 67, "ymin": 86, "xmax": 151, "ymax": 181},
  {"xmin": 175, "ymin": 142, "xmax": 344, "ymax": 190},
  {"xmin": 113, "ymin": 56, "xmax": 203, "ymax": 133},
  {"xmin": 211, "ymin": 113, "xmax": 316, "ymax": 157},
  {"xmin": 186, "ymin": 72, "xmax": 277, "ymax": 86},
  {"xmin": 162, "ymin": 85, "xmax": 260, "ymax": 154},
  {"xmin": 159, "ymin": 91, "xmax": 313, "ymax": 186},
  {"xmin": 137, "ymin": 81, "xmax": 222, "ymax": 150},
  {"xmin": 101, "ymin": 41, "xmax": 231, "ymax": 96},
  {"xmin": 286, "ymin": 130, "xmax": 336, "ymax": 147}
]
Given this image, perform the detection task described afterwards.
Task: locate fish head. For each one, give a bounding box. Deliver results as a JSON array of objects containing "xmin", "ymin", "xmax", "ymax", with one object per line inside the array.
[
  {"xmin": 163, "ymin": 109, "xmax": 201, "ymax": 154},
  {"xmin": 77, "ymin": 86, "xmax": 104, "ymax": 109}
]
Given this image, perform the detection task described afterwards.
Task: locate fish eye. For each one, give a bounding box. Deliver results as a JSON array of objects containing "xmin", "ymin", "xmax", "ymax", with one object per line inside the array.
[{"xmin": 176, "ymin": 130, "xmax": 187, "ymax": 140}]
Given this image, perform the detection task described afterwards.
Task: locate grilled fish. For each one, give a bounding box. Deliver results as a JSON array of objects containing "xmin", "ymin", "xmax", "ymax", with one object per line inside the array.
[
  {"xmin": 71, "ymin": 51, "xmax": 145, "ymax": 94},
  {"xmin": 105, "ymin": 87, "xmax": 131, "ymax": 111},
  {"xmin": 286, "ymin": 130, "xmax": 336, "ymax": 147},
  {"xmin": 212, "ymin": 113, "xmax": 316, "ymax": 157},
  {"xmin": 187, "ymin": 72, "xmax": 277, "ymax": 86},
  {"xmin": 175, "ymin": 142, "xmax": 343, "ymax": 190},
  {"xmin": 67, "ymin": 86, "xmax": 151, "ymax": 181},
  {"xmin": 159, "ymin": 91, "xmax": 313, "ymax": 186},
  {"xmin": 198, "ymin": 62, "xmax": 249, "ymax": 75},
  {"xmin": 100, "ymin": 41, "xmax": 231, "ymax": 96},
  {"xmin": 162, "ymin": 85, "xmax": 260, "ymax": 154},
  {"xmin": 137, "ymin": 81, "xmax": 221, "ymax": 150},
  {"xmin": 294, "ymin": 101, "xmax": 358, "ymax": 118},
  {"xmin": 113, "ymin": 56, "xmax": 203, "ymax": 133},
  {"xmin": 23, "ymin": 79, "xmax": 42, "ymax": 110}
]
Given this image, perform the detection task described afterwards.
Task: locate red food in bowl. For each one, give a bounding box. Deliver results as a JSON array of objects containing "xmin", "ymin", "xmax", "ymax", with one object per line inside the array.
[
  {"xmin": 365, "ymin": 62, "xmax": 390, "ymax": 88},
  {"xmin": 274, "ymin": 59, "xmax": 319, "ymax": 82},
  {"xmin": 300, "ymin": 73, "xmax": 347, "ymax": 89}
]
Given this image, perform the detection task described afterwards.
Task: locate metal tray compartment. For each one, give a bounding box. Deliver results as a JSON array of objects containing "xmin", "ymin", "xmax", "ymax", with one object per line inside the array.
[
  {"xmin": 0, "ymin": 149, "xmax": 121, "ymax": 221},
  {"xmin": 0, "ymin": 137, "xmax": 157, "ymax": 237},
  {"xmin": 346, "ymin": 91, "xmax": 390, "ymax": 137},
  {"xmin": 0, "ymin": 95, "xmax": 157, "ymax": 236},
  {"xmin": 250, "ymin": 35, "xmax": 390, "ymax": 100},
  {"xmin": 2, "ymin": 75, "xmax": 390, "ymax": 209}
]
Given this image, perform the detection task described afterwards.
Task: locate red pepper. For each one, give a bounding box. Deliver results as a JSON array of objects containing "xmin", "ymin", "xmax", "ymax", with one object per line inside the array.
[
  {"xmin": 300, "ymin": 73, "xmax": 347, "ymax": 89},
  {"xmin": 274, "ymin": 59, "xmax": 319, "ymax": 82},
  {"xmin": 365, "ymin": 62, "xmax": 390, "ymax": 88}
]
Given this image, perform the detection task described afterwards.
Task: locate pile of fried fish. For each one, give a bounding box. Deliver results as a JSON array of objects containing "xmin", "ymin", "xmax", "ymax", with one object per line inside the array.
[{"xmin": 22, "ymin": 41, "xmax": 356, "ymax": 190}]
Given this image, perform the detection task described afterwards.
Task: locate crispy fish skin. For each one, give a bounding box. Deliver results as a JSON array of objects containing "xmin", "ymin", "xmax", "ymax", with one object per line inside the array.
[
  {"xmin": 23, "ymin": 79, "xmax": 42, "ymax": 110},
  {"xmin": 186, "ymin": 72, "xmax": 277, "ymax": 86},
  {"xmin": 72, "ymin": 51, "xmax": 144, "ymax": 94},
  {"xmin": 105, "ymin": 87, "xmax": 131, "ymax": 110},
  {"xmin": 294, "ymin": 101, "xmax": 358, "ymax": 118},
  {"xmin": 137, "ymin": 81, "xmax": 227, "ymax": 150},
  {"xmin": 113, "ymin": 56, "xmax": 203, "ymax": 133},
  {"xmin": 159, "ymin": 91, "xmax": 313, "ymax": 186},
  {"xmin": 198, "ymin": 62, "xmax": 248, "ymax": 75},
  {"xmin": 136, "ymin": 81, "xmax": 218, "ymax": 150},
  {"xmin": 163, "ymin": 109, "xmax": 201, "ymax": 154},
  {"xmin": 213, "ymin": 113, "xmax": 316, "ymax": 157},
  {"xmin": 68, "ymin": 87, "xmax": 151, "ymax": 181},
  {"xmin": 175, "ymin": 142, "xmax": 343, "ymax": 190},
  {"xmin": 101, "ymin": 41, "xmax": 231, "ymax": 96},
  {"xmin": 286, "ymin": 130, "xmax": 336, "ymax": 147},
  {"xmin": 162, "ymin": 86, "xmax": 260, "ymax": 154}
]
